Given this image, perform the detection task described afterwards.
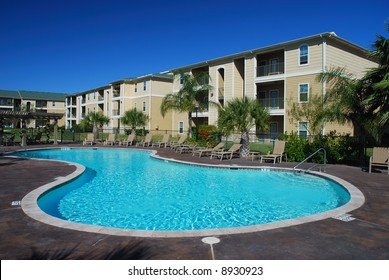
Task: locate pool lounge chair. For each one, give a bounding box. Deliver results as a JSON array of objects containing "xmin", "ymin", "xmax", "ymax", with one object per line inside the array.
[
  {"xmin": 259, "ymin": 140, "xmax": 287, "ymax": 164},
  {"xmin": 122, "ymin": 134, "xmax": 136, "ymax": 146},
  {"xmin": 137, "ymin": 133, "xmax": 153, "ymax": 147},
  {"xmin": 104, "ymin": 133, "xmax": 116, "ymax": 146},
  {"xmin": 152, "ymin": 134, "xmax": 170, "ymax": 148},
  {"xmin": 369, "ymin": 147, "xmax": 389, "ymax": 175},
  {"xmin": 83, "ymin": 133, "xmax": 94, "ymax": 146},
  {"xmin": 169, "ymin": 135, "xmax": 187, "ymax": 150},
  {"xmin": 193, "ymin": 142, "xmax": 225, "ymax": 157},
  {"xmin": 210, "ymin": 143, "xmax": 242, "ymax": 160},
  {"xmin": 176, "ymin": 142, "xmax": 198, "ymax": 154}
]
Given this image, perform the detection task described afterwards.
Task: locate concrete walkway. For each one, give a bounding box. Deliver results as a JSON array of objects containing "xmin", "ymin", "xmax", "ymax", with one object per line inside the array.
[{"xmin": 0, "ymin": 144, "xmax": 388, "ymax": 259}]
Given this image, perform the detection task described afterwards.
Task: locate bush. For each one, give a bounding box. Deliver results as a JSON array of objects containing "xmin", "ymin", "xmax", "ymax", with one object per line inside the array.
[{"xmin": 280, "ymin": 131, "xmax": 360, "ymax": 165}]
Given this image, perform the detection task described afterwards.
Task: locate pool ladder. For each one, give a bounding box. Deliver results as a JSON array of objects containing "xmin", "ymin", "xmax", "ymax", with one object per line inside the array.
[{"xmin": 293, "ymin": 148, "xmax": 326, "ymax": 174}]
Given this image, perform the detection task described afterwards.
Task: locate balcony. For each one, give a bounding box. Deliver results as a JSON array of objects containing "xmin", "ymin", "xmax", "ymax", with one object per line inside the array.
[
  {"xmin": 257, "ymin": 62, "xmax": 284, "ymax": 77},
  {"xmin": 112, "ymin": 109, "xmax": 120, "ymax": 116},
  {"xmin": 258, "ymin": 98, "xmax": 285, "ymax": 115},
  {"xmin": 113, "ymin": 90, "xmax": 120, "ymax": 98}
]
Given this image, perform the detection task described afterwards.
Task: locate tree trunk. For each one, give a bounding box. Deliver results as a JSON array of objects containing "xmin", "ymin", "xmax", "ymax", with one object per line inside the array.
[
  {"xmin": 240, "ymin": 130, "xmax": 250, "ymax": 157},
  {"xmin": 93, "ymin": 125, "xmax": 98, "ymax": 142}
]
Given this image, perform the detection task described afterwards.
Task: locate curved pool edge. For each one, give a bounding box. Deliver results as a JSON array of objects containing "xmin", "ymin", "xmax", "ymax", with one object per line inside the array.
[{"xmin": 19, "ymin": 147, "xmax": 365, "ymax": 238}]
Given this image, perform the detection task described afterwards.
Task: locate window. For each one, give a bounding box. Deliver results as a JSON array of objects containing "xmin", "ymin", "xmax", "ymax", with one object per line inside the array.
[
  {"xmin": 179, "ymin": 74, "xmax": 184, "ymax": 84},
  {"xmin": 134, "ymin": 83, "xmax": 137, "ymax": 92},
  {"xmin": 178, "ymin": 121, "xmax": 184, "ymax": 134},
  {"xmin": 299, "ymin": 83, "xmax": 309, "ymax": 102},
  {"xmin": 142, "ymin": 101, "xmax": 146, "ymax": 112},
  {"xmin": 143, "ymin": 80, "xmax": 147, "ymax": 91},
  {"xmin": 94, "ymin": 92, "xmax": 96, "ymax": 99},
  {"xmin": 299, "ymin": 121, "xmax": 308, "ymax": 138},
  {"xmin": 134, "ymin": 102, "xmax": 137, "ymax": 110},
  {"xmin": 52, "ymin": 101, "xmax": 56, "ymax": 107},
  {"xmin": 299, "ymin": 44, "xmax": 309, "ymax": 65},
  {"xmin": 270, "ymin": 123, "xmax": 278, "ymax": 140}
]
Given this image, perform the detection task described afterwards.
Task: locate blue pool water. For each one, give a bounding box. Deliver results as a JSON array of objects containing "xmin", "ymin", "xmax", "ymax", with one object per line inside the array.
[{"xmin": 15, "ymin": 149, "xmax": 350, "ymax": 231}]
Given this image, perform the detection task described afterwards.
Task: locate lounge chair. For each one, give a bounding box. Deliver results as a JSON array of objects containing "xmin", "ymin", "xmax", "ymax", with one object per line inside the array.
[
  {"xmin": 193, "ymin": 142, "xmax": 225, "ymax": 157},
  {"xmin": 369, "ymin": 147, "xmax": 389, "ymax": 175},
  {"xmin": 259, "ymin": 140, "xmax": 287, "ymax": 164},
  {"xmin": 176, "ymin": 142, "xmax": 198, "ymax": 154},
  {"xmin": 210, "ymin": 143, "xmax": 242, "ymax": 160},
  {"xmin": 169, "ymin": 135, "xmax": 187, "ymax": 150},
  {"xmin": 122, "ymin": 134, "xmax": 136, "ymax": 146},
  {"xmin": 137, "ymin": 133, "xmax": 152, "ymax": 147},
  {"xmin": 103, "ymin": 133, "xmax": 116, "ymax": 146},
  {"xmin": 152, "ymin": 134, "xmax": 170, "ymax": 148},
  {"xmin": 83, "ymin": 133, "xmax": 94, "ymax": 146}
]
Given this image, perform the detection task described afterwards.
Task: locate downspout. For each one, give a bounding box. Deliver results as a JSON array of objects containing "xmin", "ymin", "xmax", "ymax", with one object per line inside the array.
[
  {"xmin": 320, "ymin": 34, "xmax": 327, "ymax": 135},
  {"xmin": 149, "ymin": 79, "xmax": 152, "ymax": 131}
]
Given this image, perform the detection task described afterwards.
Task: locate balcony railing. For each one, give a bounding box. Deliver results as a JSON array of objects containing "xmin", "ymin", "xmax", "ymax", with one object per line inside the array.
[
  {"xmin": 258, "ymin": 98, "xmax": 284, "ymax": 110},
  {"xmin": 98, "ymin": 95, "xmax": 104, "ymax": 101},
  {"xmin": 112, "ymin": 109, "xmax": 120, "ymax": 116},
  {"xmin": 257, "ymin": 62, "xmax": 284, "ymax": 77}
]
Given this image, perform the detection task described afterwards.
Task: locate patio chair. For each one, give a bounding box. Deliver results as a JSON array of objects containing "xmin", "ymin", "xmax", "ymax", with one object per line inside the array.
[
  {"xmin": 259, "ymin": 140, "xmax": 287, "ymax": 164},
  {"xmin": 192, "ymin": 142, "xmax": 225, "ymax": 157},
  {"xmin": 103, "ymin": 133, "xmax": 116, "ymax": 146},
  {"xmin": 169, "ymin": 135, "xmax": 187, "ymax": 150},
  {"xmin": 210, "ymin": 143, "xmax": 242, "ymax": 160},
  {"xmin": 136, "ymin": 133, "xmax": 152, "ymax": 147},
  {"xmin": 152, "ymin": 134, "xmax": 170, "ymax": 148},
  {"xmin": 122, "ymin": 133, "xmax": 136, "ymax": 146},
  {"xmin": 176, "ymin": 142, "xmax": 198, "ymax": 154},
  {"xmin": 83, "ymin": 133, "xmax": 94, "ymax": 146},
  {"xmin": 369, "ymin": 147, "xmax": 389, "ymax": 175}
]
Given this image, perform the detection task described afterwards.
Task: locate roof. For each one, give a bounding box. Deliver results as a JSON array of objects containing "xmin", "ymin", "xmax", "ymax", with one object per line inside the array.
[
  {"xmin": 0, "ymin": 90, "xmax": 66, "ymax": 102},
  {"xmin": 168, "ymin": 32, "xmax": 373, "ymax": 72},
  {"xmin": 0, "ymin": 109, "xmax": 64, "ymax": 120}
]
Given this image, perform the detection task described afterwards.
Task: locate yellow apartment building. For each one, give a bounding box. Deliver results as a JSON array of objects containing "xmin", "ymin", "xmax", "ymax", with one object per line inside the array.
[
  {"xmin": 170, "ymin": 32, "xmax": 377, "ymax": 139},
  {"xmin": 65, "ymin": 32, "xmax": 376, "ymax": 139},
  {"xmin": 0, "ymin": 89, "xmax": 66, "ymax": 128}
]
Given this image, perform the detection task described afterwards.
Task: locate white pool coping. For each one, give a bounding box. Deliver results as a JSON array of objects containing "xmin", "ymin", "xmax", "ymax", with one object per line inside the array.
[{"xmin": 18, "ymin": 147, "xmax": 365, "ymax": 238}]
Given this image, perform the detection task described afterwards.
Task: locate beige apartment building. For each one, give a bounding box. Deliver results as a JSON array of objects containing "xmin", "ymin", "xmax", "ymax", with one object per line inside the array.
[
  {"xmin": 0, "ymin": 90, "xmax": 66, "ymax": 128},
  {"xmin": 66, "ymin": 32, "xmax": 377, "ymax": 139}
]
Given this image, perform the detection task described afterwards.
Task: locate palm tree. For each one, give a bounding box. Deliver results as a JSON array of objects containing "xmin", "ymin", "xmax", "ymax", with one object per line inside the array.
[
  {"xmin": 80, "ymin": 112, "xmax": 110, "ymax": 142},
  {"xmin": 121, "ymin": 108, "xmax": 148, "ymax": 136},
  {"xmin": 160, "ymin": 71, "xmax": 213, "ymax": 137},
  {"xmin": 361, "ymin": 25, "xmax": 389, "ymax": 140},
  {"xmin": 218, "ymin": 96, "xmax": 269, "ymax": 156}
]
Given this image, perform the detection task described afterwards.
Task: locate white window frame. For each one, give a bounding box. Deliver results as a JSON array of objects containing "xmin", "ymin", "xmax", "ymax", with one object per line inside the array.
[
  {"xmin": 298, "ymin": 83, "xmax": 309, "ymax": 103},
  {"xmin": 179, "ymin": 74, "xmax": 184, "ymax": 85},
  {"xmin": 133, "ymin": 102, "xmax": 137, "ymax": 110},
  {"xmin": 299, "ymin": 44, "xmax": 309, "ymax": 65},
  {"xmin": 142, "ymin": 101, "xmax": 146, "ymax": 112},
  {"xmin": 298, "ymin": 121, "xmax": 309, "ymax": 139},
  {"xmin": 143, "ymin": 80, "xmax": 147, "ymax": 91},
  {"xmin": 134, "ymin": 83, "xmax": 137, "ymax": 93},
  {"xmin": 52, "ymin": 101, "xmax": 56, "ymax": 107},
  {"xmin": 178, "ymin": 121, "xmax": 184, "ymax": 134}
]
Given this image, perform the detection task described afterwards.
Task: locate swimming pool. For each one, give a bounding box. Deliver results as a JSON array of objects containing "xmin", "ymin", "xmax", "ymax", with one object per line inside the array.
[{"xmin": 16, "ymin": 148, "xmax": 358, "ymax": 236}]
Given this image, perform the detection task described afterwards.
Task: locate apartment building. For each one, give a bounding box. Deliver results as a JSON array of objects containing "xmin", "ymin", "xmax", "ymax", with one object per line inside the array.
[
  {"xmin": 171, "ymin": 32, "xmax": 377, "ymax": 139},
  {"xmin": 65, "ymin": 74, "xmax": 180, "ymax": 132},
  {"xmin": 0, "ymin": 89, "xmax": 66, "ymax": 128},
  {"xmin": 66, "ymin": 32, "xmax": 377, "ymax": 138}
]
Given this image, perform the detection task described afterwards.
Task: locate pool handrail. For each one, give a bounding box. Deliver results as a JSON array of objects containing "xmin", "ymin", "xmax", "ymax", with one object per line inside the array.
[{"xmin": 293, "ymin": 147, "xmax": 326, "ymax": 173}]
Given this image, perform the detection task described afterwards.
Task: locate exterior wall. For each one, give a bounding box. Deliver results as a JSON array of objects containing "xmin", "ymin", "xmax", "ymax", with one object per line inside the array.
[
  {"xmin": 285, "ymin": 37, "xmax": 323, "ymax": 75},
  {"xmin": 326, "ymin": 39, "xmax": 377, "ymax": 78}
]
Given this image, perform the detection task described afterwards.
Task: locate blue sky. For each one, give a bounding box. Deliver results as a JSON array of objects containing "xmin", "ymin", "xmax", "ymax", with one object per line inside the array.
[{"xmin": 0, "ymin": 0, "xmax": 387, "ymax": 94}]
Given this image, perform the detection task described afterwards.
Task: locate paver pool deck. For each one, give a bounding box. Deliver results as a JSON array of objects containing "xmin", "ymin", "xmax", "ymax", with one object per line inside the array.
[{"xmin": 0, "ymin": 144, "xmax": 388, "ymax": 259}]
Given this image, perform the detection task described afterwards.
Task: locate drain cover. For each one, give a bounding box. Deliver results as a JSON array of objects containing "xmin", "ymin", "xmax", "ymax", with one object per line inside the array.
[{"xmin": 201, "ymin": 236, "xmax": 220, "ymax": 245}]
